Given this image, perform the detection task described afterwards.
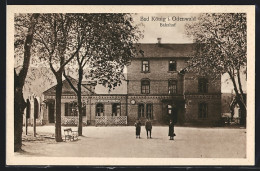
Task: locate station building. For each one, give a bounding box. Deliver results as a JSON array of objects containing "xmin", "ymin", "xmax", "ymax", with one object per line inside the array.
[{"xmin": 37, "ymin": 42, "xmax": 221, "ymax": 126}]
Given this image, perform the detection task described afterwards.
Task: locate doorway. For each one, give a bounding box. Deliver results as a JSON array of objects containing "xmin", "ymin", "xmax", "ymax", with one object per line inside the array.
[{"xmin": 165, "ymin": 103, "xmax": 178, "ymax": 124}]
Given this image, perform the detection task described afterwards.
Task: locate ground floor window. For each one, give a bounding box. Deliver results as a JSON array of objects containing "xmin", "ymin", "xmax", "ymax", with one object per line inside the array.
[
  {"xmin": 138, "ymin": 104, "xmax": 145, "ymax": 118},
  {"xmin": 65, "ymin": 102, "xmax": 78, "ymax": 116},
  {"xmin": 146, "ymin": 104, "xmax": 153, "ymax": 119},
  {"xmin": 112, "ymin": 103, "xmax": 121, "ymax": 116},
  {"xmin": 198, "ymin": 102, "xmax": 208, "ymax": 118},
  {"xmin": 96, "ymin": 103, "xmax": 104, "ymax": 116}
]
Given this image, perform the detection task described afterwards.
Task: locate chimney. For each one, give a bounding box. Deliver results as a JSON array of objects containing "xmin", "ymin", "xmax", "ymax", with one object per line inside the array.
[{"xmin": 157, "ymin": 37, "xmax": 162, "ymax": 44}]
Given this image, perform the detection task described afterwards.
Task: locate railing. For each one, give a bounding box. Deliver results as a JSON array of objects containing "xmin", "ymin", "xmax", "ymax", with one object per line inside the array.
[
  {"xmin": 61, "ymin": 116, "xmax": 87, "ymax": 126},
  {"xmin": 95, "ymin": 116, "xmax": 127, "ymax": 126}
]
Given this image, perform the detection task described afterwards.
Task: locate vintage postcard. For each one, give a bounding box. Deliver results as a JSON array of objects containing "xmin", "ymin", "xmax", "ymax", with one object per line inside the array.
[{"xmin": 6, "ymin": 5, "xmax": 255, "ymax": 165}]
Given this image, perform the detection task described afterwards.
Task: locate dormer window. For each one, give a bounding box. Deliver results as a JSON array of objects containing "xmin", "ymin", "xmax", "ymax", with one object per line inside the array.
[
  {"xmin": 142, "ymin": 60, "xmax": 149, "ymax": 72},
  {"xmin": 169, "ymin": 60, "xmax": 176, "ymax": 71}
]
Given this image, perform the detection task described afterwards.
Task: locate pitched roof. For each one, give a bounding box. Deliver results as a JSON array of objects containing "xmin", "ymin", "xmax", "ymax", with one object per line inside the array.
[
  {"xmin": 43, "ymin": 75, "xmax": 95, "ymax": 96},
  {"xmin": 135, "ymin": 43, "xmax": 195, "ymax": 58}
]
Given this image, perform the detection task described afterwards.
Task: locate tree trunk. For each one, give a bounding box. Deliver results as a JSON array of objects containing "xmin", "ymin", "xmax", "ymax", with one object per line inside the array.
[
  {"xmin": 228, "ymin": 71, "xmax": 247, "ymax": 126},
  {"xmin": 14, "ymin": 84, "xmax": 26, "ymax": 152},
  {"xmin": 77, "ymin": 68, "xmax": 83, "ymax": 136},
  {"xmin": 14, "ymin": 14, "xmax": 40, "ymax": 152},
  {"xmin": 33, "ymin": 114, "xmax": 36, "ymax": 137},
  {"xmin": 77, "ymin": 93, "xmax": 83, "ymax": 136},
  {"xmin": 54, "ymin": 71, "xmax": 63, "ymax": 142},
  {"xmin": 25, "ymin": 117, "xmax": 28, "ymax": 135}
]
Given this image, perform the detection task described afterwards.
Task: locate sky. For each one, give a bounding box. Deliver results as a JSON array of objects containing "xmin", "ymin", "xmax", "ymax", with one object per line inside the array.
[{"xmin": 132, "ymin": 13, "xmax": 199, "ymax": 43}]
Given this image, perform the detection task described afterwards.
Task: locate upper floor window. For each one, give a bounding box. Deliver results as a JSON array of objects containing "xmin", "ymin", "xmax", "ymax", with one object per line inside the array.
[
  {"xmin": 141, "ymin": 79, "xmax": 150, "ymax": 94},
  {"xmin": 168, "ymin": 79, "xmax": 177, "ymax": 94},
  {"xmin": 142, "ymin": 60, "xmax": 149, "ymax": 72},
  {"xmin": 138, "ymin": 104, "xmax": 145, "ymax": 118},
  {"xmin": 198, "ymin": 78, "xmax": 208, "ymax": 93},
  {"xmin": 169, "ymin": 60, "xmax": 176, "ymax": 71},
  {"xmin": 112, "ymin": 103, "xmax": 121, "ymax": 116},
  {"xmin": 198, "ymin": 102, "xmax": 208, "ymax": 118},
  {"xmin": 96, "ymin": 103, "xmax": 104, "ymax": 116}
]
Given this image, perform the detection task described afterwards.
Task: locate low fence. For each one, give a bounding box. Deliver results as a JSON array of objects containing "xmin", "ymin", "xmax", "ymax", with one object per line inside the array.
[
  {"xmin": 61, "ymin": 116, "xmax": 87, "ymax": 126},
  {"xmin": 95, "ymin": 116, "xmax": 127, "ymax": 126}
]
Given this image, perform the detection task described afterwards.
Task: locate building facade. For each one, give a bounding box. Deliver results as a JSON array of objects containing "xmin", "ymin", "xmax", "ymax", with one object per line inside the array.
[
  {"xmin": 37, "ymin": 43, "xmax": 221, "ymax": 126},
  {"xmin": 126, "ymin": 43, "xmax": 221, "ymax": 126}
]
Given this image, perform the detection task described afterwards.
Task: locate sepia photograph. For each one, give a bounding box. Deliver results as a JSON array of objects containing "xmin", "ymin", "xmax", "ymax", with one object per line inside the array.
[{"xmin": 6, "ymin": 5, "xmax": 255, "ymax": 165}]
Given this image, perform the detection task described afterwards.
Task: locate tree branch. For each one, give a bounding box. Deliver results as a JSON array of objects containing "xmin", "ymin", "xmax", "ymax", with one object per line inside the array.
[
  {"xmin": 59, "ymin": 38, "xmax": 84, "ymax": 69},
  {"xmin": 237, "ymin": 69, "xmax": 246, "ymax": 108},
  {"xmin": 63, "ymin": 70, "xmax": 78, "ymax": 94},
  {"xmin": 228, "ymin": 71, "xmax": 247, "ymax": 110},
  {"xmin": 49, "ymin": 56, "xmax": 57, "ymax": 76}
]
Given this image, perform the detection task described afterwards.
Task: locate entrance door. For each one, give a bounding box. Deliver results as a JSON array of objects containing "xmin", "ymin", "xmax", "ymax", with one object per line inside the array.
[
  {"xmin": 166, "ymin": 104, "xmax": 178, "ymax": 124},
  {"xmin": 48, "ymin": 103, "xmax": 55, "ymax": 123}
]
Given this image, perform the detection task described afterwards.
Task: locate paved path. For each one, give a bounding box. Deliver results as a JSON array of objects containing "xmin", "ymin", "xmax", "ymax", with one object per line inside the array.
[{"xmin": 19, "ymin": 126, "xmax": 246, "ymax": 158}]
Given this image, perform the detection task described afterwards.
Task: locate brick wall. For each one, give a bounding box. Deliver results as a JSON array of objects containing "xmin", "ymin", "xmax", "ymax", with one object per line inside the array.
[{"xmin": 185, "ymin": 95, "xmax": 221, "ymax": 126}]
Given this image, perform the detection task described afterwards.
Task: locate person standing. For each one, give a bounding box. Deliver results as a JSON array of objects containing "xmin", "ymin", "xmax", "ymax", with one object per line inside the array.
[
  {"xmin": 168, "ymin": 119, "xmax": 176, "ymax": 140},
  {"xmin": 135, "ymin": 119, "xmax": 141, "ymax": 139},
  {"xmin": 145, "ymin": 119, "xmax": 152, "ymax": 139}
]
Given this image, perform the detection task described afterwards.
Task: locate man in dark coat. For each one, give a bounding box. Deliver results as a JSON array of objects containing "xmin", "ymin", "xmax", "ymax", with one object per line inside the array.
[
  {"xmin": 145, "ymin": 119, "xmax": 152, "ymax": 138},
  {"xmin": 168, "ymin": 120, "xmax": 176, "ymax": 140},
  {"xmin": 135, "ymin": 119, "xmax": 141, "ymax": 138}
]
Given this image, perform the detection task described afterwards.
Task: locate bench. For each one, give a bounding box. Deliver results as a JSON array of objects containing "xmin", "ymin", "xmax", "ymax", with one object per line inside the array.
[{"xmin": 64, "ymin": 128, "xmax": 78, "ymax": 141}]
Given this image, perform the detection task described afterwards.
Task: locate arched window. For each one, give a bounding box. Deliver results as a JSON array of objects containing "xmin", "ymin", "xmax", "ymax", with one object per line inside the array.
[
  {"xmin": 96, "ymin": 103, "xmax": 104, "ymax": 116},
  {"xmin": 138, "ymin": 104, "xmax": 144, "ymax": 118},
  {"xmin": 141, "ymin": 79, "xmax": 150, "ymax": 94},
  {"xmin": 146, "ymin": 104, "xmax": 153, "ymax": 119},
  {"xmin": 168, "ymin": 79, "xmax": 177, "ymax": 94}
]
